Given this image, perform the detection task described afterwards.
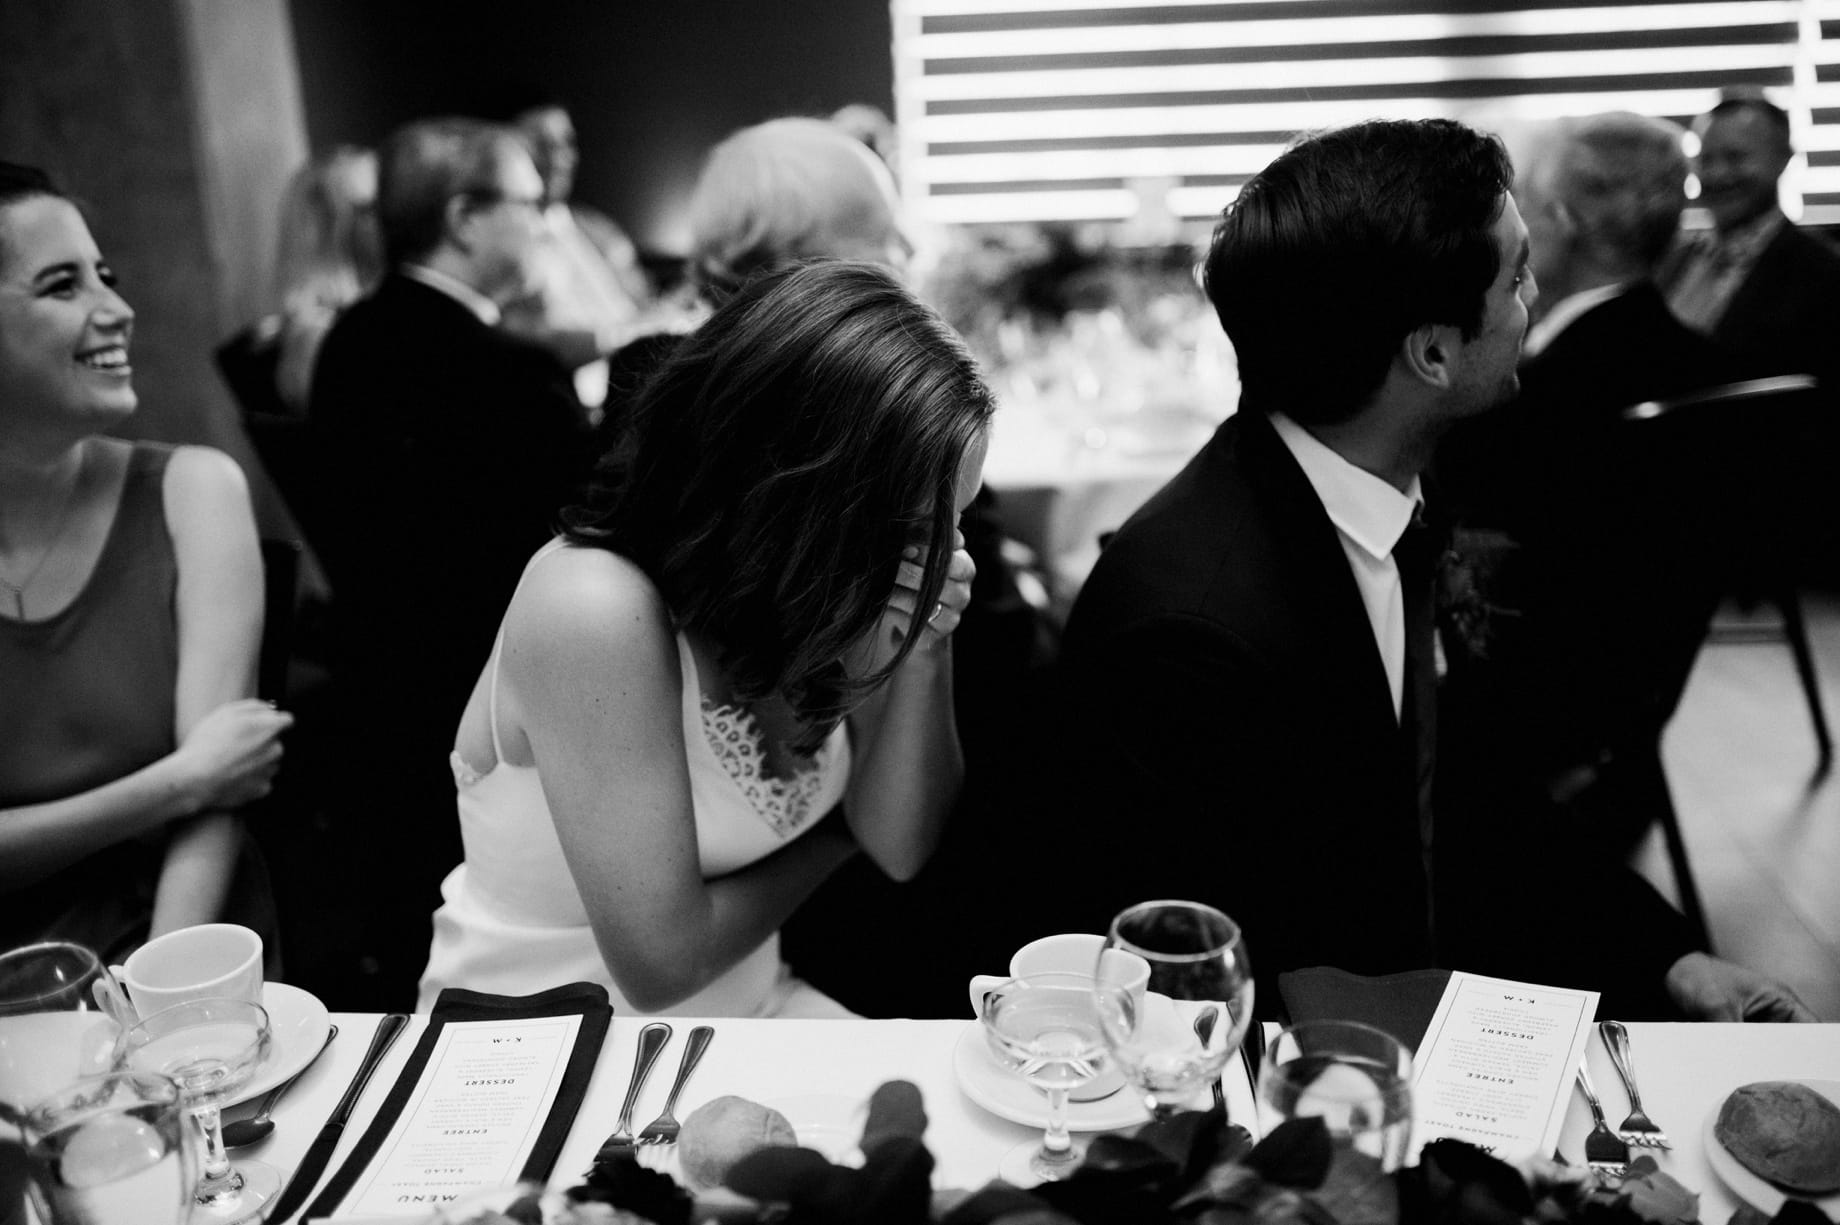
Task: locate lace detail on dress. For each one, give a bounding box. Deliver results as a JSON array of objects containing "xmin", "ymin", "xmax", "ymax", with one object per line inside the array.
[
  {"xmin": 450, "ymin": 750, "xmax": 486, "ymax": 790},
  {"xmin": 700, "ymin": 698, "xmax": 829, "ymax": 838}
]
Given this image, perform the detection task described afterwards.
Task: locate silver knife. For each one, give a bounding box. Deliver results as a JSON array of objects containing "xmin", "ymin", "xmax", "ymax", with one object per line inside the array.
[{"xmin": 267, "ymin": 1012, "xmax": 409, "ymax": 1222}]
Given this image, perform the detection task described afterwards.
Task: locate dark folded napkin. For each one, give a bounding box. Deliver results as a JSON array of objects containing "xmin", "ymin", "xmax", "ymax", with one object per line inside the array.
[
  {"xmin": 1276, "ymin": 966, "xmax": 1452, "ymax": 1054},
  {"xmin": 302, "ymin": 982, "xmax": 612, "ymax": 1221}
]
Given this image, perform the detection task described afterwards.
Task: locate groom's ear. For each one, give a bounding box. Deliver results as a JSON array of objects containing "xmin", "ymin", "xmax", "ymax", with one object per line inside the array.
[{"xmin": 1399, "ymin": 322, "xmax": 1456, "ymax": 390}]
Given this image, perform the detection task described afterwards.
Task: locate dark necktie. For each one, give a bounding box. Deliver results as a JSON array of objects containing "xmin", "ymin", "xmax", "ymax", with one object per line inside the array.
[{"xmin": 1394, "ymin": 510, "xmax": 1442, "ymax": 946}]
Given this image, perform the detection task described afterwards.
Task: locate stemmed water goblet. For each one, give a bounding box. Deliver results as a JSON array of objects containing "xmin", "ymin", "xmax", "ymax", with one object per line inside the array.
[
  {"xmin": 977, "ymin": 971, "xmax": 1120, "ymax": 1185},
  {"xmin": 0, "ymin": 942, "xmax": 132, "ymax": 1225},
  {"xmin": 1092, "ymin": 899, "xmax": 1254, "ymax": 1121},
  {"xmin": 115, "ymin": 998, "xmax": 276, "ymax": 1224},
  {"xmin": 22, "ymin": 1070, "xmax": 197, "ymax": 1225},
  {"xmin": 0, "ymin": 943, "xmax": 131, "ymax": 1117},
  {"xmin": 1258, "ymin": 1020, "xmax": 1413, "ymax": 1176}
]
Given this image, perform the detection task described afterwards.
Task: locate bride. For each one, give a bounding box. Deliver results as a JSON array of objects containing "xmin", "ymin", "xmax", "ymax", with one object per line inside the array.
[{"xmin": 418, "ymin": 261, "xmax": 993, "ymax": 1016}]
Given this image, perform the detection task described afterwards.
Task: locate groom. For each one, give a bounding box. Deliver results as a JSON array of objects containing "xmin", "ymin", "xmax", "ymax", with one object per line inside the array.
[{"xmin": 1051, "ymin": 118, "xmax": 1809, "ymax": 1021}]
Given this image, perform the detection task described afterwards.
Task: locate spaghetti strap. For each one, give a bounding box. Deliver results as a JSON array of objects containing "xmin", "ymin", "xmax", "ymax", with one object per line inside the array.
[{"xmin": 487, "ymin": 539, "xmax": 571, "ymax": 764}]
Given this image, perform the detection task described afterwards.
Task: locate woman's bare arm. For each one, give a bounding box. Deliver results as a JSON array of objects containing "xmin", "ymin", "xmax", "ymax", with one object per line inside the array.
[{"xmin": 151, "ymin": 447, "xmax": 282, "ymax": 935}]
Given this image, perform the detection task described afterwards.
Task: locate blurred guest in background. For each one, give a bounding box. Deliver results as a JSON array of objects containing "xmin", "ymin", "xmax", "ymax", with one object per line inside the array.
[
  {"xmin": 1051, "ymin": 119, "xmax": 1810, "ymax": 1021},
  {"xmin": 650, "ymin": 115, "xmax": 1055, "ymax": 1015},
  {"xmin": 1661, "ymin": 93, "xmax": 1840, "ymax": 388},
  {"xmin": 1438, "ymin": 112, "xmax": 1737, "ymax": 858},
  {"xmin": 270, "ymin": 145, "xmax": 383, "ymax": 414},
  {"xmin": 417, "ymin": 262, "xmax": 989, "ymax": 1016},
  {"xmin": 830, "ymin": 101, "xmax": 899, "ymax": 174},
  {"xmin": 0, "ymin": 163, "xmax": 290, "ymax": 961},
  {"xmin": 686, "ymin": 116, "xmax": 913, "ymax": 298},
  {"xmin": 307, "ymin": 118, "xmax": 589, "ymax": 1002},
  {"xmin": 502, "ymin": 92, "xmax": 657, "ymax": 413}
]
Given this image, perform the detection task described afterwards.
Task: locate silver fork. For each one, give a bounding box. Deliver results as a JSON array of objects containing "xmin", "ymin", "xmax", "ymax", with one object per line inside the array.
[
  {"xmin": 598, "ymin": 1022, "xmax": 673, "ymax": 1154},
  {"xmin": 1576, "ymin": 1062, "xmax": 1631, "ymax": 1185},
  {"xmin": 638, "ymin": 1025, "xmax": 714, "ymax": 1145},
  {"xmin": 1599, "ymin": 1021, "xmax": 1670, "ymax": 1149}
]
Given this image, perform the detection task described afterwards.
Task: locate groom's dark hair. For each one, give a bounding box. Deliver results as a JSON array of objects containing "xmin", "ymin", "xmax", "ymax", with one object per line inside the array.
[{"xmin": 1204, "ymin": 118, "xmax": 1512, "ymax": 426}]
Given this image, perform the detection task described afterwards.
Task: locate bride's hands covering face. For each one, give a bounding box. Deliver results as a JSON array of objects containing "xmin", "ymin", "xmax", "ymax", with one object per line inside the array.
[
  {"xmin": 845, "ymin": 529, "xmax": 976, "ymax": 679},
  {"xmin": 847, "ymin": 426, "xmax": 987, "ymax": 677},
  {"xmin": 893, "ymin": 529, "xmax": 975, "ymax": 644}
]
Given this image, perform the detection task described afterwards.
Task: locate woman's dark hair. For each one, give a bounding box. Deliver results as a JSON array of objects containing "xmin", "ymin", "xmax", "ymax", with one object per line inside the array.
[
  {"xmin": 1203, "ymin": 119, "xmax": 1513, "ymax": 426},
  {"xmin": 563, "ymin": 260, "xmax": 995, "ymax": 751},
  {"xmin": 0, "ymin": 163, "xmax": 73, "ymax": 273},
  {"xmin": 0, "ymin": 162, "xmax": 60, "ymax": 207}
]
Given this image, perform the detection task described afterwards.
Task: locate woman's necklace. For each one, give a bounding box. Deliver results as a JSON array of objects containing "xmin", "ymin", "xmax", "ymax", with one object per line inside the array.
[{"xmin": 0, "ymin": 443, "xmax": 88, "ymax": 619}]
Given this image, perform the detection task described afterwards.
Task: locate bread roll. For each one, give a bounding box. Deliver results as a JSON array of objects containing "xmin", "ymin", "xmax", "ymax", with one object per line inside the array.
[
  {"xmin": 1715, "ymin": 1081, "xmax": 1840, "ymax": 1195},
  {"xmin": 678, "ymin": 1095, "xmax": 798, "ymax": 1190}
]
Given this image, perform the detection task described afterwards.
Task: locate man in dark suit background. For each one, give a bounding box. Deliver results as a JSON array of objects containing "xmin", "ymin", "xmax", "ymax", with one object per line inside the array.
[
  {"xmin": 1053, "ymin": 118, "xmax": 1810, "ymax": 1021},
  {"xmin": 307, "ymin": 118, "xmax": 588, "ymax": 1004},
  {"xmin": 1437, "ymin": 112, "xmax": 1739, "ymax": 856},
  {"xmin": 1661, "ymin": 93, "xmax": 1840, "ymax": 388},
  {"xmin": 1660, "ymin": 92, "xmax": 1840, "ymax": 577}
]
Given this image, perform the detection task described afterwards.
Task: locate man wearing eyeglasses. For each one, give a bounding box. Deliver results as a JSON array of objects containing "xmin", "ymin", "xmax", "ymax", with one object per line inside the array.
[{"xmin": 306, "ymin": 118, "xmax": 590, "ymax": 1003}]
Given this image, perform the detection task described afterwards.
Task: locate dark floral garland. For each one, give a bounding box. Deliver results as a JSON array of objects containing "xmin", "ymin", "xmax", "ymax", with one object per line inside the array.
[{"xmin": 453, "ymin": 1081, "xmax": 1816, "ymax": 1225}]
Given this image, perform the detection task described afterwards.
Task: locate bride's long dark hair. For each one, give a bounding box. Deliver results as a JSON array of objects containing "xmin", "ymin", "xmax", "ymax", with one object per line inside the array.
[{"xmin": 563, "ymin": 260, "xmax": 994, "ymax": 751}]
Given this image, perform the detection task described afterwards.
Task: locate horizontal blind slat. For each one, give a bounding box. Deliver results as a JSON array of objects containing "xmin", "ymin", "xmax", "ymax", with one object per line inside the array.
[{"xmin": 894, "ymin": 0, "xmax": 1824, "ymax": 226}]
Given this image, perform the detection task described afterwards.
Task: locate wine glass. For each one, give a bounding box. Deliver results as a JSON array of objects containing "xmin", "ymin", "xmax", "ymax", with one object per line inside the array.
[
  {"xmin": 22, "ymin": 1071, "xmax": 196, "ymax": 1225},
  {"xmin": 978, "ymin": 971, "xmax": 1118, "ymax": 1185},
  {"xmin": 115, "ymin": 998, "xmax": 275, "ymax": 1224},
  {"xmin": 1258, "ymin": 1021, "xmax": 1413, "ymax": 1174},
  {"xmin": 0, "ymin": 944, "xmax": 131, "ymax": 1116},
  {"xmin": 1092, "ymin": 900, "xmax": 1254, "ymax": 1120},
  {"xmin": 0, "ymin": 942, "xmax": 131, "ymax": 1225}
]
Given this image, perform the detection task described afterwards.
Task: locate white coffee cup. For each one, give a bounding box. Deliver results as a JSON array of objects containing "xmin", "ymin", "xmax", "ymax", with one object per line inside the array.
[
  {"xmin": 969, "ymin": 932, "xmax": 1152, "ymax": 1100},
  {"xmin": 113, "ymin": 923, "xmax": 263, "ymax": 1019}
]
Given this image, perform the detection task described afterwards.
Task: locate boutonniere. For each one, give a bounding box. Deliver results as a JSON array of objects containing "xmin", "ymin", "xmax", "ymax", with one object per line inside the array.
[{"xmin": 1437, "ymin": 527, "xmax": 1523, "ymax": 664}]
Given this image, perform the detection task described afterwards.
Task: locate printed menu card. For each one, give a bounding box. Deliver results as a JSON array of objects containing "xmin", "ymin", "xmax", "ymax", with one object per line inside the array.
[
  {"xmin": 1409, "ymin": 970, "xmax": 1599, "ymax": 1163},
  {"xmin": 335, "ymin": 1014, "xmax": 582, "ymax": 1216},
  {"xmin": 305, "ymin": 984, "xmax": 610, "ymax": 1223}
]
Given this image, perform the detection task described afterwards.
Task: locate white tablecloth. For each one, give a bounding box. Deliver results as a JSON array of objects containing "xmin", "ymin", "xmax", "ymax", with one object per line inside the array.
[{"xmin": 249, "ymin": 1013, "xmax": 1840, "ymax": 1222}]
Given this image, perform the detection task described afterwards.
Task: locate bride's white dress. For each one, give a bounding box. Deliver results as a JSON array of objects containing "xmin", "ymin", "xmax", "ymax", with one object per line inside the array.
[{"xmin": 416, "ymin": 542, "xmax": 850, "ymax": 1015}]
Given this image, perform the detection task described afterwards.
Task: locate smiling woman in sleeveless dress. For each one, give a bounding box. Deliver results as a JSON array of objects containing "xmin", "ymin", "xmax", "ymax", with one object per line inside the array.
[
  {"xmin": 416, "ymin": 261, "xmax": 994, "ymax": 1016},
  {"xmin": 0, "ymin": 163, "xmax": 292, "ymax": 960}
]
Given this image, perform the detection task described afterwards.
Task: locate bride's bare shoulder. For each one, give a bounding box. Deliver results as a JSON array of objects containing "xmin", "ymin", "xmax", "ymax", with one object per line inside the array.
[{"xmin": 508, "ymin": 541, "xmax": 673, "ymax": 656}]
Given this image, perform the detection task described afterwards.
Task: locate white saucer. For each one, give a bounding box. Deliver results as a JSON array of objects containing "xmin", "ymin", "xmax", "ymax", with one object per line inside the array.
[
  {"xmin": 1702, "ymin": 1080, "xmax": 1840, "ymax": 1216},
  {"xmin": 228, "ymin": 982, "xmax": 333, "ymax": 1108},
  {"xmin": 952, "ymin": 1027, "xmax": 1149, "ymax": 1132}
]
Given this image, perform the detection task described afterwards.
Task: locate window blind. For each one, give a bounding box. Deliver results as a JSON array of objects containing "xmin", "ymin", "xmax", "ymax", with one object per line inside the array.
[{"xmin": 892, "ymin": 0, "xmax": 1839, "ymax": 227}]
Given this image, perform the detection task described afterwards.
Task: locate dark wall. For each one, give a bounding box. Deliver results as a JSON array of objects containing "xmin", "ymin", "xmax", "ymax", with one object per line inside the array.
[
  {"xmin": 288, "ymin": 0, "xmax": 896, "ymax": 256},
  {"xmin": 0, "ymin": 0, "xmax": 306, "ymax": 535}
]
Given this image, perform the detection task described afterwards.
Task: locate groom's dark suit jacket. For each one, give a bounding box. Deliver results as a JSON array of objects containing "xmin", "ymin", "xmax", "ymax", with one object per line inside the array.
[{"xmin": 1052, "ymin": 409, "xmax": 1697, "ymax": 1017}]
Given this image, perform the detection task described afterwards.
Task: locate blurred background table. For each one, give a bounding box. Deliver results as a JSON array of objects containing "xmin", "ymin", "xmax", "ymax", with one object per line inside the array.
[{"xmin": 975, "ymin": 306, "xmax": 1239, "ymax": 612}]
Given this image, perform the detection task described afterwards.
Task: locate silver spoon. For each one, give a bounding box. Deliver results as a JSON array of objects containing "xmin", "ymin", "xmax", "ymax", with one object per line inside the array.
[{"xmin": 222, "ymin": 1023, "xmax": 338, "ymax": 1149}]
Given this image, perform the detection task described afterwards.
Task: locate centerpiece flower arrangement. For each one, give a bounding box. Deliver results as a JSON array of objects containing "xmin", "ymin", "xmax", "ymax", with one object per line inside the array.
[{"xmin": 433, "ymin": 1081, "xmax": 1794, "ymax": 1225}]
